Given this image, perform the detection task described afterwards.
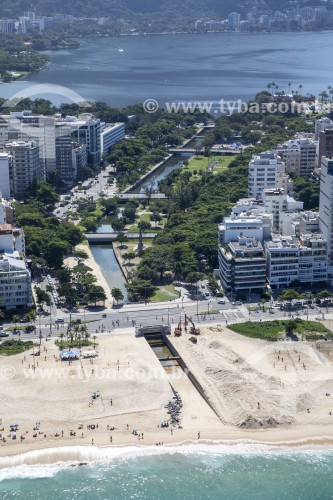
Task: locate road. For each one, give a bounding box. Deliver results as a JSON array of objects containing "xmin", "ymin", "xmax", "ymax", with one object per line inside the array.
[{"xmin": 2, "ymin": 299, "xmax": 332, "ymax": 342}]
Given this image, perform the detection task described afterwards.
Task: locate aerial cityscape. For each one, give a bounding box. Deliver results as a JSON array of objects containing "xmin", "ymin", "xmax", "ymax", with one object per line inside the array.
[{"xmin": 0, "ymin": 0, "xmax": 333, "ymax": 498}]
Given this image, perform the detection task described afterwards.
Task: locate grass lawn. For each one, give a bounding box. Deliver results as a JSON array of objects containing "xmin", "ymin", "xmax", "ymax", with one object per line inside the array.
[
  {"xmin": 183, "ymin": 154, "xmax": 235, "ymax": 180},
  {"xmin": 0, "ymin": 340, "xmax": 36, "ymax": 356},
  {"xmin": 229, "ymin": 319, "xmax": 332, "ymax": 342},
  {"xmin": 150, "ymin": 285, "xmax": 180, "ymax": 302}
]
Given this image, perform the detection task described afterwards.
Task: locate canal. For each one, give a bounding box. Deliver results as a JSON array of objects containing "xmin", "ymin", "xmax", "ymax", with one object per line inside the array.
[
  {"xmin": 132, "ymin": 153, "xmax": 191, "ymax": 193},
  {"xmin": 90, "ymin": 244, "xmax": 128, "ymax": 302}
]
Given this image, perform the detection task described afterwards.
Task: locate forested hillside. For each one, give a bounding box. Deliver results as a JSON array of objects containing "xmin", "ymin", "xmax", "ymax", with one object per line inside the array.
[{"xmin": 0, "ymin": 0, "xmax": 326, "ymax": 20}]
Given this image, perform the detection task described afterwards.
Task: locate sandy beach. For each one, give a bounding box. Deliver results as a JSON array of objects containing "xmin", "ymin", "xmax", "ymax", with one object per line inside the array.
[{"xmin": 1, "ymin": 327, "xmax": 333, "ymax": 465}]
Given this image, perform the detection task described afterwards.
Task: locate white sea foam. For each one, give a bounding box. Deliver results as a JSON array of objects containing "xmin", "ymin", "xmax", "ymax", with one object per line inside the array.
[{"xmin": 0, "ymin": 441, "xmax": 332, "ymax": 481}]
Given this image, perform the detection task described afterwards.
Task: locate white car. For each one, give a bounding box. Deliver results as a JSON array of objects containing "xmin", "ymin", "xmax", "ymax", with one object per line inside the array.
[{"xmin": 55, "ymin": 318, "xmax": 65, "ymax": 323}]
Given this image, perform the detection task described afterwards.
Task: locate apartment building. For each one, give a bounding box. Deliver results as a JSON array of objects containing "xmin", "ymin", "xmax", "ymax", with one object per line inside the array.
[
  {"xmin": 248, "ymin": 152, "xmax": 290, "ymax": 199},
  {"xmin": 100, "ymin": 122, "xmax": 125, "ymax": 154},
  {"xmin": 59, "ymin": 114, "xmax": 101, "ymax": 165},
  {"xmin": 0, "ymin": 254, "xmax": 32, "ymax": 310},
  {"xmin": 5, "ymin": 140, "xmax": 44, "ymax": 199},
  {"xmin": 265, "ymin": 237, "xmax": 299, "ymax": 288},
  {"xmin": 219, "ymin": 236, "xmax": 267, "ymax": 291}
]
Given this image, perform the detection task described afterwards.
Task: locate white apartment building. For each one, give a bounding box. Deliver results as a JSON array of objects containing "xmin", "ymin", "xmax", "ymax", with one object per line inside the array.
[
  {"xmin": 319, "ymin": 156, "xmax": 333, "ymax": 284},
  {"xmin": 271, "ymin": 142, "xmax": 300, "ymax": 174},
  {"xmin": 265, "ymin": 237, "xmax": 299, "ymax": 288},
  {"xmin": 261, "ymin": 188, "xmax": 303, "ymax": 231},
  {"xmin": 298, "ymin": 233, "xmax": 328, "ymax": 284},
  {"xmin": 100, "ymin": 122, "xmax": 125, "ymax": 154},
  {"xmin": 219, "ymin": 215, "xmax": 266, "ymax": 245},
  {"xmin": 248, "ymin": 152, "xmax": 289, "ymax": 199},
  {"xmin": 0, "ymin": 254, "xmax": 32, "ymax": 310},
  {"xmin": 5, "ymin": 140, "xmax": 44, "ymax": 199}
]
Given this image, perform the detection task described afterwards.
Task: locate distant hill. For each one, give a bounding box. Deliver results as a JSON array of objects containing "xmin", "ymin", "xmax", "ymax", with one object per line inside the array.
[{"xmin": 0, "ymin": 0, "xmax": 327, "ymax": 23}]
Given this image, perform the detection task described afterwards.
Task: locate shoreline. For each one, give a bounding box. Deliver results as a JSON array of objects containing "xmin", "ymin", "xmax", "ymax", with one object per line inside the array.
[{"xmin": 1, "ymin": 436, "xmax": 333, "ymax": 470}]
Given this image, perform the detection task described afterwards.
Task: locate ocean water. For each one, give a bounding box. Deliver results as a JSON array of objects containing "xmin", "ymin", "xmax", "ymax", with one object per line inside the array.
[{"xmin": 0, "ymin": 445, "xmax": 333, "ymax": 499}]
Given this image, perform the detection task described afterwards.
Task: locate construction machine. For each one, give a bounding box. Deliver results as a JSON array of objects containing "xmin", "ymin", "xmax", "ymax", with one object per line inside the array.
[
  {"xmin": 185, "ymin": 315, "xmax": 200, "ymax": 335},
  {"xmin": 174, "ymin": 319, "xmax": 182, "ymax": 336}
]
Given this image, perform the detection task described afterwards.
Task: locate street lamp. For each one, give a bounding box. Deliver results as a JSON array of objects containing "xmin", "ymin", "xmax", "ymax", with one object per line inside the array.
[{"xmin": 38, "ymin": 313, "xmax": 42, "ymax": 349}]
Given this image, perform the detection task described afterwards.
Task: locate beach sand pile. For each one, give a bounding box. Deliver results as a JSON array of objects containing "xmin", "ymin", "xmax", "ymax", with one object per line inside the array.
[{"xmin": 171, "ymin": 327, "xmax": 333, "ymax": 431}]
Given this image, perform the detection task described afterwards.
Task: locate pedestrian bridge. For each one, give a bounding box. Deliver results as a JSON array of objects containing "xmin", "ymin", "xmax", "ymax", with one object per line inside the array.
[
  {"xmin": 118, "ymin": 193, "xmax": 166, "ymax": 200},
  {"xmin": 169, "ymin": 147, "xmax": 241, "ymax": 155},
  {"xmin": 85, "ymin": 232, "xmax": 157, "ymax": 243}
]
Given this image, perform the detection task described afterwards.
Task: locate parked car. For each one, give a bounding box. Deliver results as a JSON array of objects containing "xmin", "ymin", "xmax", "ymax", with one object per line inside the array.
[
  {"xmin": 217, "ymin": 300, "xmax": 225, "ymax": 304},
  {"xmin": 0, "ymin": 332, "xmax": 9, "ymax": 337},
  {"xmin": 55, "ymin": 318, "xmax": 65, "ymax": 323}
]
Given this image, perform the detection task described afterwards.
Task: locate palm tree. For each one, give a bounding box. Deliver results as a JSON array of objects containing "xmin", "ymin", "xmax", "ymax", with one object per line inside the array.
[
  {"xmin": 298, "ymin": 84, "xmax": 303, "ymax": 96},
  {"xmin": 267, "ymin": 82, "xmax": 272, "ymax": 94},
  {"xmin": 288, "ymin": 82, "xmax": 292, "ymax": 94},
  {"xmin": 59, "ymin": 333, "xmax": 65, "ymax": 349},
  {"xmin": 12, "ymin": 314, "xmax": 19, "ymax": 333}
]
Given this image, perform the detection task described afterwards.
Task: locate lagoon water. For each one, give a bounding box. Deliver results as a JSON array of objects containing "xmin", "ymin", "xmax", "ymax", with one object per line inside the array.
[
  {"xmin": 1, "ymin": 31, "xmax": 333, "ymax": 107},
  {"xmin": 1, "ymin": 447, "xmax": 333, "ymax": 499}
]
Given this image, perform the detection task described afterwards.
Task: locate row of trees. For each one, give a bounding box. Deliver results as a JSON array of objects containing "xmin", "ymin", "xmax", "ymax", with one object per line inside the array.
[{"xmin": 15, "ymin": 182, "xmax": 83, "ymax": 271}]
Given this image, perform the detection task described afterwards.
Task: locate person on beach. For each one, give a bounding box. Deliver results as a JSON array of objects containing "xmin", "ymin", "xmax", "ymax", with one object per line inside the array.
[{"xmin": 198, "ymin": 432, "xmax": 200, "ymax": 439}]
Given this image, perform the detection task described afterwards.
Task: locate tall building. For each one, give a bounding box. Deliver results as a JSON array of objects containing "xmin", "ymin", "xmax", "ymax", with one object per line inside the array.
[
  {"xmin": 228, "ymin": 12, "xmax": 241, "ymax": 29},
  {"xmin": 248, "ymin": 152, "xmax": 289, "ymax": 199},
  {"xmin": 100, "ymin": 122, "xmax": 125, "ymax": 154},
  {"xmin": 0, "ymin": 153, "xmax": 11, "ymax": 198},
  {"xmin": 219, "ymin": 236, "xmax": 267, "ymax": 292},
  {"xmin": 59, "ymin": 114, "xmax": 101, "ymax": 165},
  {"xmin": 318, "ymin": 129, "xmax": 333, "ymax": 168},
  {"xmin": 0, "ymin": 253, "xmax": 32, "ymax": 309},
  {"xmin": 0, "ymin": 19, "xmax": 15, "ymax": 34},
  {"xmin": 298, "ymin": 137, "xmax": 317, "ymax": 176},
  {"xmin": 319, "ymin": 156, "xmax": 333, "ymax": 265},
  {"xmin": 5, "ymin": 140, "xmax": 44, "ymax": 199}
]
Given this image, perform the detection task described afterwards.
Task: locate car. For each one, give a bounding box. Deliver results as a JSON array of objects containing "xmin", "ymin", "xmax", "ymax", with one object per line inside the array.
[
  {"xmin": 0, "ymin": 332, "xmax": 9, "ymax": 337},
  {"xmin": 55, "ymin": 318, "xmax": 65, "ymax": 323},
  {"xmin": 217, "ymin": 300, "xmax": 225, "ymax": 304},
  {"xmin": 102, "ymin": 313, "xmax": 107, "ymax": 318},
  {"xmin": 232, "ymin": 301, "xmax": 243, "ymax": 306},
  {"xmin": 205, "ymin": 292, "xmax": 210, "ymax": 296}
]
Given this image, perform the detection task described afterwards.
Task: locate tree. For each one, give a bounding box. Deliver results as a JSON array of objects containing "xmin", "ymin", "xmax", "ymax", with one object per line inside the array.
[
  {"xmin": 150, "ymin": 212, "xmax": 162, "ymax": 227},
  {"xmin": 44, "ymin": 241, "xmax": 69, "ymax": 269},
  {"xmin": 123, "ymin": 251, "xmax": 136, "ymax": 265},
  {"xmin": 12, "ymin": 314, "xmax": 19, "ymax": 332},
  {"xmin": 84, "ymin": 285, "xmax": 107, "ymax": 306},
  {"xmin": 111, "ymin": 287, "xmax": 124, "ymax": 304},
  {"xmin": 35, "ymin": 182, "xmax": 59, "ymax": 209},
  {"xmin": 125, "ymin": 278, "xmax": 157, "ymax": 301},
  {"xmin": 279, "ymin": 289, "xmax": 301, "ymax": 302},
  {"xmin": 285, "ymin": 320, "xmax": 298, "ymax": 337},
  {"xmin": 117, "ymin": 232, "xmax": 128, "ymax": 249}
]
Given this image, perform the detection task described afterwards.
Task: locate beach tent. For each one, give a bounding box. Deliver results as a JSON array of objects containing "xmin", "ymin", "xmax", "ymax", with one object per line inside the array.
[
  {"xmin": 60, "ymin": 350, "xmax": 80, "ymax": 361},
  {"xmin": 82, "ymin": 350, "xmax": 98, "ymax": 358}
]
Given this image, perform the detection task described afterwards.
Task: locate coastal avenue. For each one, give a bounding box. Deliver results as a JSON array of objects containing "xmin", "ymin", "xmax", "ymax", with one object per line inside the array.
[{"xmin": 4, "ymin": 299, "xmax": 331, "ymax": 340}]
